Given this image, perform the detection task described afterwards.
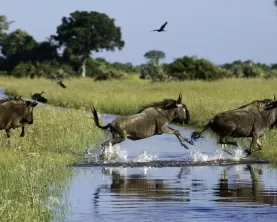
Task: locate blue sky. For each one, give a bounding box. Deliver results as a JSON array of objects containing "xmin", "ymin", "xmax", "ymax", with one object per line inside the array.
[{"xmin": 2, "ymin": 0, "xmax": 277, "ymax": 65}]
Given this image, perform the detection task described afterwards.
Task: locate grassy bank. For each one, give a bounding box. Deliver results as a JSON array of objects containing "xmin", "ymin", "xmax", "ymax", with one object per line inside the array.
[
  {"xmin": 2, "ymin": 77, "xmax": 277, "ymax": 124},
  {"xmin": 0, "ymin": 104, "xmax": 102, "ymax": 221},
  {"xmin": 2, "ymin": 77, "xmax": 277, "ymax": 163}
]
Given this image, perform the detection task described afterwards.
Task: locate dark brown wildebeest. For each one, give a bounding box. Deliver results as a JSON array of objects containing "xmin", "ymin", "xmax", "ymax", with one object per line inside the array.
[
  {"xmin": 32, "ymin": 91, "xmax": 48, "ymax": 103},
  {"xmin": 191, "ymin": 98, "xmax": 276, "ymax": 156},
  {"xmin": 0, "ymin": 96, "xmax": 38, "ymax": 138},
  {"xmin": 92, "ymin": 94, "xmax": 193, "ymax": 153}
]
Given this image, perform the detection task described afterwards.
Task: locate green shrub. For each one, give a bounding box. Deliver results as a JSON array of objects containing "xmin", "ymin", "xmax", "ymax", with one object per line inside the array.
[
  {"xmin": 11, "ymin": 61, "xmax": 75, "ymax": 78},
  {"xmin": 166, "ymin": 56, "xmax": 222, "ymax": 80}
]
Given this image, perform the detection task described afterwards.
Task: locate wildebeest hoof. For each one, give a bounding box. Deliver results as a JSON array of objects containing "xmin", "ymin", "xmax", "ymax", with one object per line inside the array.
[
  {"xmin": 244, "ymin": 149, "xmax": 251, "ymax": 157},
  {"xmin": 99, "ymin": 153, "xmax": 105, "ymax": 161},
  {"xmin": 188, "ymin": 140, "xmax": 194, "ymax": 145}
]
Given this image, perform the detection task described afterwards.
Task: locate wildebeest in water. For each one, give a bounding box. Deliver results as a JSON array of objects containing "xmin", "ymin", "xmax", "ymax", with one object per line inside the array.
[
  {"xmin": 32, "ymin": 91, "xmax": 48, "ymax": 103},
  {"xmin": 191, "ymin": 97, "xmax": 277, "ymax": 157},
  {"xmin": 0, "ymin": 96, "xmax": 38, "ymax": 138},
  {"xmin": 92, "ymin": 93, "xmax": 193, "ymax": 153}
]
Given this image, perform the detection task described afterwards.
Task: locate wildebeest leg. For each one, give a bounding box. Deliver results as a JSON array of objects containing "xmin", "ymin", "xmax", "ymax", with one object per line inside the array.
[
  {"xmin": 5, "ymin": 129, "xmax": 11, "ymax": 138},
  {"xmin": 100, "ymin": 136, "xmax": 125, "ymax": 154},
  {"xmin": 168, "ymin": 127, "xmax": 194, "ymax": 145},
  {"xmin": 20, "ymin": 126, "xmax": 25, "ymax": 137},
  {"xmin": 217, "ymin": 137, "xmax": 238, "ymax": 147},
  {"xmin": 244, "ymin": 134, "xmax": 259, "ymax": 157},
  {"xmin": 162, "ymin": 127, "xmax": 189, "ymax": 149},
  {"xmin": 256, "ymin": 139, "xmax": 262, "ymax": 151},
  {"xmin": 217, "ymin": 137, "xmax": 238, "ymax": 156}
]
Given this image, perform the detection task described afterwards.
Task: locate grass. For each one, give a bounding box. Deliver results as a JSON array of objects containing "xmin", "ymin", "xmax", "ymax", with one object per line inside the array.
[{"xmin": 0, "ymin": 104, "xmax": 102, "ymax": 221}]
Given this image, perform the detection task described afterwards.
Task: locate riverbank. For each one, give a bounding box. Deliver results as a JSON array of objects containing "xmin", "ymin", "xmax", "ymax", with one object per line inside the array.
[
  {"xmin": 2, "ymin": 77, "xmax": 277, "ymax": 163},
  {"xmin": 0, "ymin": 100, "xmax": 102, "ymax": 221}
]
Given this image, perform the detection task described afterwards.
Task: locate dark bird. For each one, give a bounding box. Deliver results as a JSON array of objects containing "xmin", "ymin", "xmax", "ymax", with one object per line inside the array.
[
  {"xmin": 151, "ymin": 22, "xmax": 168, "ymax": 32},
  {"xmin": 57, "ymin": 80, "xmax": 66, "ymax": 88},
  {"xmin": 31, "ymin": 91, "xmax": 48, "ymax": 103}
]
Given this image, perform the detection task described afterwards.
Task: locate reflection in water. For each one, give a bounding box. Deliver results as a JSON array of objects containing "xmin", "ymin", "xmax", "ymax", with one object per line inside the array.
[
  {"xmin": 100, "ymin": 167, "xmax": 191, "ymax": 203},
  {"xmin": 63, "ymin": 165, "xmax": 277, "ymax": 222},
  {"xmin": 213, "ymin": 165, "xmax": 277, "ymax": 206}
]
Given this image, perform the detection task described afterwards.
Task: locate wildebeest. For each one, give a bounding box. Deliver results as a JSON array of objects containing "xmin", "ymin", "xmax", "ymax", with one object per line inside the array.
[
  {"xmin": 92, "ymin": 93, "xmax": 193, "ymax": 153},
  {"xmin": 32, "ymin": 91, "xmax": 48, "ymax": 103},
  {"xmin": 57, "ymin": 80, "xmax": 66, "ymax": 88},
  {"xmin": 191, "ymin": 98, "xmax": 276, "ymax": 156},
  {"xmin": 0, "ymin": 96, "xmax": 38, "ymax": 138}
]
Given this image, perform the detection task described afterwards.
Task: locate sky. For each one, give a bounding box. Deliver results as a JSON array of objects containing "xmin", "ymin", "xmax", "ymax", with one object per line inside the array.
[{"xmin": 2, "ymin": 0, "xmax": 277, "ymax": 65}]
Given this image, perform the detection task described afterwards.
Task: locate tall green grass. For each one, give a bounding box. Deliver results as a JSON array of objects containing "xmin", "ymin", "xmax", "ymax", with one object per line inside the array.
[{"xmin": 0, "ymin": 104, "xmax": 102, "ymax": 221}]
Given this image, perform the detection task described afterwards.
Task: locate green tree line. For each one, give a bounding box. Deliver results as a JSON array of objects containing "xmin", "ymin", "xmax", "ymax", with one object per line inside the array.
[{"xmin": 1, "ymin": 11, "xmax": 277, "ymax": 81}]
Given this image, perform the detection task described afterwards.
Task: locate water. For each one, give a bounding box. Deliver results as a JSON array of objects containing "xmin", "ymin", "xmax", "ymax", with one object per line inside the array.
[
  {"xmin": 61, "ymin": 114, "xmax": 277, "ymax": 222},
  {"xmin": 64, "ymin": 165, "xmax": 277, "ymax": 222}
]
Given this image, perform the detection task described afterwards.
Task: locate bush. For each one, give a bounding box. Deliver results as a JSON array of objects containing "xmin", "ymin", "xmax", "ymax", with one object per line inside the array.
[
  {"xmin": 94, "ymin": 65, "xmax": 127, "ymax": 81},
  {"xmin": 86, "ymin": 58, "xmax": 128, "ymax": 80},
  {"xmin": 140, "ymin": 62, "xmax": 170, "ymax": 82},
  {"xmin": 166, "ymin": 56, "xmax": 222, "ymax": 80},
  {"xmin": 11, "ymin": 61, "xmax": 75, "ymax": 78},
  {"xmin": 221, "ymin": 60, "xmax": 267, "ymax": 78}
]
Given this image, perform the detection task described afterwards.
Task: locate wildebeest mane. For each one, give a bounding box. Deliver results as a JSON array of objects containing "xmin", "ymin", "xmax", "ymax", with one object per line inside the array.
[
  {"xmin": 236, "ymin": 99, "xmax": 273, "ymax": 109},
  {"xmin": 137, "ymin": 99, "xmax": 177, "ymax": 113}
]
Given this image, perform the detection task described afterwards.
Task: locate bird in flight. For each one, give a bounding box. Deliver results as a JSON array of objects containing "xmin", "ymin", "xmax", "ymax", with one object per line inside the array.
[
  {"xmin": 57, "ymin": 80, "xmax": 67, "ymax": 88},
  {"xmin": 151, "ymin": 22, "xmax": 168, "ymax": 32}
]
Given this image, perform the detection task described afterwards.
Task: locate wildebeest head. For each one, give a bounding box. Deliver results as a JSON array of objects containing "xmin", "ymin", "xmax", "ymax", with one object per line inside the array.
[
  {"xmin": 173, "ymin": 93, "xmax": 190, "ymax": 124},
  {"xmin": 22, "ymin": 101, "xmax": 38, "ymax": 124},
  {"xmin": 263, "ymin": 100, "xmax": 277, "ymax": 129}
]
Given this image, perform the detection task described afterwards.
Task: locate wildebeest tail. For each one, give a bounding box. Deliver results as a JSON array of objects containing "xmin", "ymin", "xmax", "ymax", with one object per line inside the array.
[
  {"xmin": 91, "ymin": 106, "xmax": 110, "ymax": 130},
  {"xmin": 191, "ymin": 118, "xmax": 214, "ymax": 141}
]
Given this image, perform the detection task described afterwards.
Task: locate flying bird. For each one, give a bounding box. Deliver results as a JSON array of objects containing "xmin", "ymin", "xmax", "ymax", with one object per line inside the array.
[
  {"xmin": 57, "ymin": 80, "xmax": 66, "ymax": 88},
  {"xmin": 151, "ymin": 22, "xmax": 168, "ymax": 32},
  {"xmin": 31, "ymin": 91, "xmax": 48, "ymax": 103}
]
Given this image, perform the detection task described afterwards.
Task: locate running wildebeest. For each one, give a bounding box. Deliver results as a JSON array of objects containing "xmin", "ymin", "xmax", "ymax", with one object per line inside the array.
[
  {"xmin": 151, "ymin": 21, "xmax": 168, "ymax": 32},
  {"xmin": 191, "ymin": 97, "xmax": 277, "ymax": 157},
  {"xmin": 32, "ymin": 91, "xmax": 48, "ymax": 103},
  {"xmin": 0, "ymin": 96, "xmax": 38, "ymax": 138},
  {"xmin": 92, "ymin": 94, "xmax": 193, "ymax": 153},
  {"xmin": 57, "ymin": 80, "xmax": 66, "ymax": 88}
]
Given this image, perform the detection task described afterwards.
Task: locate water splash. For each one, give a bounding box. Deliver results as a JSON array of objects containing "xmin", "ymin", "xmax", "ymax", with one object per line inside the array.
[
  {"xmin": 133, "ymin": 150, "xmax": 158, "ymax": 162},
  {"xmin": 84, "ymin": 143, "xmax": 157, "ymax": 163},
  {"xmin": 102, "ymin": 143, "xmax": 128, "ymax": 163},
  {"xmin": 189, "ymin": 146, "xmax": 246, "ymax": 162}
]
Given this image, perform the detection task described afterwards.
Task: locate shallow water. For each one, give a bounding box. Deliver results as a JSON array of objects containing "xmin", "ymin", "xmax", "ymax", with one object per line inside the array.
[
  {"xmin": 63, "ymin": 164, "xmax": 277, "ymax": 222},
  {"xmin": 61, "ymin": 114, "xmax": 277, "ymax": 222}
]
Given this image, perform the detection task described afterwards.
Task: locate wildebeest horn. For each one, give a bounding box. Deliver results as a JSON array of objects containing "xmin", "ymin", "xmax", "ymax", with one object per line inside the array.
[
  {"xmin": 177, "ymin": 93, "xmax": 182, "ymax": 103},
  {"xmin": 274, "ymin": 94, "xmax": 276, "ymax": 100}
]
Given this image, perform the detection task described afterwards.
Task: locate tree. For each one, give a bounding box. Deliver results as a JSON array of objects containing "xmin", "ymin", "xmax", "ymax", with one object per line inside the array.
[
  {"xmin": 53, "ymin": 10, "xmax": 125, "ymax": 77},
  {"xmin": 1, "ymin": 29, "xmax": 38, "ymax": 58},
  {"xmin": 0, "ymin": 15, "xmax": 13, "ymax": 36},
  {"xmin": 0, "ymin": 15, "xmax": 13, "ymax": 55},
  {"xmin": 144, "ymin": 50, "xmax": 166, "ymax": 65}
]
